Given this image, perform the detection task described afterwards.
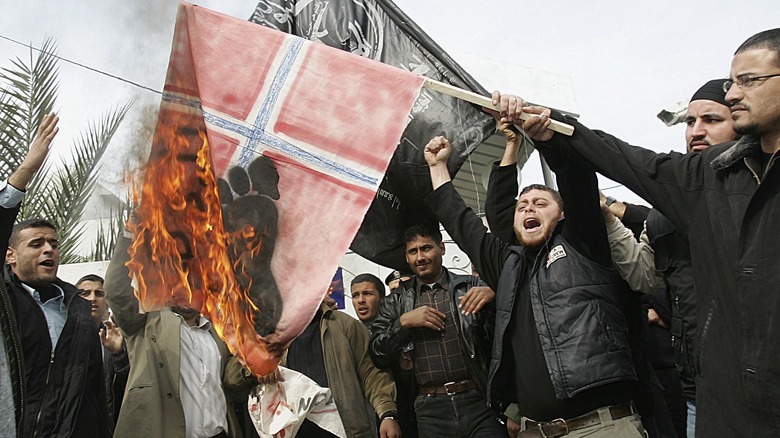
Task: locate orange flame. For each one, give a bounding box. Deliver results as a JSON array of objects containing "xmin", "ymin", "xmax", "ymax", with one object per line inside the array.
[{"xmin": 127, "ymin": 109, "xmax": 279, "ymax": 376}]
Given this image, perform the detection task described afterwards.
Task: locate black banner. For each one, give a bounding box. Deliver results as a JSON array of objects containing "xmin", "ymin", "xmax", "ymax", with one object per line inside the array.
[{"xmin": 250, "ymin": 0, "xmax": 495, "ymax": 269}]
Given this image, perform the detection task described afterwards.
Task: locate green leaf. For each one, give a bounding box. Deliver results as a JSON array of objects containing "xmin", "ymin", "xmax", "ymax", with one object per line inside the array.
[{"xmin": 2, "ymin": 37, "xmax": 132, "ymax": 263}]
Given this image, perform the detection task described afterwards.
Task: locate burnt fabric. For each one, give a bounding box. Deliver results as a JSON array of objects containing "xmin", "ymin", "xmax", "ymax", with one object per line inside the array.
[
  {"xmin": 129, "ymin": 3, "xmax": 424, "ymax": 376},
  {"xmin": 249, "ymin": 0, "xmax": 496, "ymax": 269}
]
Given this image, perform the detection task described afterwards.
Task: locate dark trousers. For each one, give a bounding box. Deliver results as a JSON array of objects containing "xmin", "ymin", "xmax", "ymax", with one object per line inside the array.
[{"xmin": 414, "ymin": 389, "xmax": 508, "ymax": 438}]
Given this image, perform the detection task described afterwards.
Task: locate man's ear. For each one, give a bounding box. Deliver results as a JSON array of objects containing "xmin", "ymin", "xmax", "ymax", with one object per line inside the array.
[
  {"xmin": 6, "ymin": 248, "xmax": 16, "ymax": 265},
  {"xmin": 439, "ymin": 242, "xmax": 446, "ymax": 255}
]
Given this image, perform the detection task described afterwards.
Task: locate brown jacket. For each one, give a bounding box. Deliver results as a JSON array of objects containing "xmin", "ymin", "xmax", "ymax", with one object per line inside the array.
[
  {"xmin": 226, "ymin": 304, "xmax": 397, "ymax": 437},
  {"xmin": 105, "ymin": 237, "xmax": 241, "ymax": 438}
]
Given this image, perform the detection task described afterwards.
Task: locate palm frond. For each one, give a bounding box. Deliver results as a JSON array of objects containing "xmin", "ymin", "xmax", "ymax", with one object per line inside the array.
[
  {"xmin": 32, "ymin": 102, "xmax": 132, "ymax": 262},
  {"xmin": 2, "ymin": 38, "xmax": 133, "ymax": 263},
  {"xmin": 0, "ymin": 38, "xmax": 59, "ymax": 147}
]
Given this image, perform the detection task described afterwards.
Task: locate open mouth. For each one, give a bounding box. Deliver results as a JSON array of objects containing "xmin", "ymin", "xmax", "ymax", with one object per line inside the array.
[
  {"xmin": 39, "ymin": 260, "xmax": 55, "ymax": 268},
  {"xmin": 524, "ymin": 218, "xmax": 542, "ymax": 232}
]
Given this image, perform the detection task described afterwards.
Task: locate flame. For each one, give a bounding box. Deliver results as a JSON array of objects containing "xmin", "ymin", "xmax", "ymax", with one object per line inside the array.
[{"xmin": 127, "ymin": 109, "xmax": 279, "ymax": 376}]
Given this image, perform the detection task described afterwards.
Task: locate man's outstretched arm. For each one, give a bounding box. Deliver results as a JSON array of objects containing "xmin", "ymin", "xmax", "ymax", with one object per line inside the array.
[{"xmin": 495, "ymin": 92, "xmax": 703, "ymax": 234}]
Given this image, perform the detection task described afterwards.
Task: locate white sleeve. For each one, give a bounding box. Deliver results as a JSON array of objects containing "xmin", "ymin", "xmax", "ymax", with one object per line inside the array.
[
  {"xmin": 0, "ymin": 179, "xmax": 25, "ymax": 208},
  {"xmin": 606, "ymin": 218, "xmax": 665, "ymax": 293}
]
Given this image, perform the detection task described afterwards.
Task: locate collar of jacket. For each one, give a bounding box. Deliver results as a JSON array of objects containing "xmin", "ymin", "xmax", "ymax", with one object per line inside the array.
[
  {"xmin": 319, "ymin": 303, "xmax": 334, "ymax": 318},
  {"xmin": 711, "ymin": 136, "xmax": 759, "ymax": 170},
  {"xmin": 4, "ymin": 263, "xmax": 77, "ymax": 304}
]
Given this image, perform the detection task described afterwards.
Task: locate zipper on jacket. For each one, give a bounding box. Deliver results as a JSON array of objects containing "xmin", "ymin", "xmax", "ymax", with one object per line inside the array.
[
  {"xmin": 744, "ymin": 150, "xmax": 779, "ymax": 184},
  {"xmin": 32, "ymin": 350, "xmax": 55, "ymax": 438},
  {"xmin": 744, "ymin": 158, "xmax": 762, "ymax": 184}
]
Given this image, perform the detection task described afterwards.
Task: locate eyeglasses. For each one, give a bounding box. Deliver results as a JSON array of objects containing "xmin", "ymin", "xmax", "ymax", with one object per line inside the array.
[{"xmin": 723, "ymin": 73, "xmax": 780, "ymax": 93}]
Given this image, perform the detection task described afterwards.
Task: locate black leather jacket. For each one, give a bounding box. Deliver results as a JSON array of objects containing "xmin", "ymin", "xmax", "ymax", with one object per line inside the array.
[{"xmin": 369, "ymin": 268, "xmax": 494, "ymax": 396}]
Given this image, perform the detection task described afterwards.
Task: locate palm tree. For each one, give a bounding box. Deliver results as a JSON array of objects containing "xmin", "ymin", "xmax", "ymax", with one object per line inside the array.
[{"xmin": 0, "ymin": 38, "xmax": 131, "ymax": 263}]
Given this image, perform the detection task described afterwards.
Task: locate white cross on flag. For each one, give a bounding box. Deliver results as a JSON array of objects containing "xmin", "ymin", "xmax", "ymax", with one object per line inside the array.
[{"xmin": 128, "ymin": 3, "xmax": 424, "ymax": 376}]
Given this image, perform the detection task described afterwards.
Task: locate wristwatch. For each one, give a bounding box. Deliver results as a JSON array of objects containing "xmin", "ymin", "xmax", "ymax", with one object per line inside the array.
[{"xmin": 605, "ymin": 196, "xmax": 618, "ymax": 207}]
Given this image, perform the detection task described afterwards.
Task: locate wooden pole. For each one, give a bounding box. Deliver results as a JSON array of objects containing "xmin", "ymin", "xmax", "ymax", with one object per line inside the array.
[{"xmin": 423, "ymin": 78, "xmax": 574, "ymax": 136}]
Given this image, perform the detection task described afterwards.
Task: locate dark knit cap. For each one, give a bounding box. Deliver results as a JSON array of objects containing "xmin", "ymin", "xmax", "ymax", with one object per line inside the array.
[{"xmin": 690, "ymin": 79, "xmax": 729, "ymax": 107}]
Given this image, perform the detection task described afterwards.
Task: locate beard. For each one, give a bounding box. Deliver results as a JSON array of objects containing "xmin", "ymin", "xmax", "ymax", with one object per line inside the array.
[
  {"xmin": 514, "ymin": 225, "xmax": 554, "ymax": 249},
  {"xmin": 733, "ymin": 106, "xmax": 780, "ymax": 138}
]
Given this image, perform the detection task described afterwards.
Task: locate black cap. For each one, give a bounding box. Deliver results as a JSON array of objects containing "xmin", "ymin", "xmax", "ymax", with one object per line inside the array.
[
  {"xmin": 384, "ymin": 270, "xmax": 413, "ymax": 285},
  {"xmin": 690, "ymin": 79, "xmax": 729, "ymax": 108}
]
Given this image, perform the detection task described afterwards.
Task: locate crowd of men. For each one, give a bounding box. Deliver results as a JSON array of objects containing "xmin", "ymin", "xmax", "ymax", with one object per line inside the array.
[{"xmin": 1, "ymin": 27, "xmax": 779, "ymax": 438}]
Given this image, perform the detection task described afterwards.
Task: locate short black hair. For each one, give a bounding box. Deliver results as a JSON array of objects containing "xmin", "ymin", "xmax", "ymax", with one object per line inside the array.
[
  {"xmin": 735, "ymin": 28, "xmax": 780, "ymax": 65},
  {"xmin": 518, "ymin": 184, "xmax": 564, "ymax": 211},
  {"xmin": 402, "ymin": 223, "xmax": 442, "ymax": 245},
  {"xmin": 9, "ymin": 218, "xmax": 57, "ymax": 248},
  {"xmin": 76, "ymin": 274, "xmax": 105, "ymax": 287},
  {"xmin": 350, "ymin": 273, "xmax": 385, "ymax": 298}
]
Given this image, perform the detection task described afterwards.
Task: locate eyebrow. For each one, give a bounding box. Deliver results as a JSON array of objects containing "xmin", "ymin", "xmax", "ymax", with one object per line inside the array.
[
  {"xmin": 28, "ymin": 237, "xmax": 59, "ymax": 244},
  {"xmin": 686, "ymin": 113, "xmax": 725, "ymax": 121}
]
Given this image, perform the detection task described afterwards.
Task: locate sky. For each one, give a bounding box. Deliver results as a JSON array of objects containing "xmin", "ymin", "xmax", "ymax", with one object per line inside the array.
[{"xmin": 1, "ymin": 0, "xmax": 779, "ymax": 204}]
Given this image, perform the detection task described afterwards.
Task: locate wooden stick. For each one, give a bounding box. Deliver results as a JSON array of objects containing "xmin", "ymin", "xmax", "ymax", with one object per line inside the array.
[{"xmin": 423, "ymin": 78, "xmax": 574, "ymax": 136}]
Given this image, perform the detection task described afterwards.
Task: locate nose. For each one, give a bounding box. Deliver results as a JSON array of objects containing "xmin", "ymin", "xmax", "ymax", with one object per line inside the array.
[
  {"xmin": 725, "ymin": 82, "xmax": 742, "ymax": 104},
  {"xmin": 691, "ymin": 120, "xmax": 706, "ymax": 138}
]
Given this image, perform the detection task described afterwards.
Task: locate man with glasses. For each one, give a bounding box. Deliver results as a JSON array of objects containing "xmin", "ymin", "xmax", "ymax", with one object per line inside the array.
[
  {"xmin": 497, "ymin": 27, "xmax": 780, "ymax": 437},
  {"xmin": 598, "ymin": 78, "xmax": 739, "ymax": 438}
]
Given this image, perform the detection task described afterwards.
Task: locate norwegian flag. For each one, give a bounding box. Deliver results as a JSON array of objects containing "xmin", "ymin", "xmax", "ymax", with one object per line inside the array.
[{"xmin": 134, "ymin": 3, "xmax": 423, "ymax": 375}]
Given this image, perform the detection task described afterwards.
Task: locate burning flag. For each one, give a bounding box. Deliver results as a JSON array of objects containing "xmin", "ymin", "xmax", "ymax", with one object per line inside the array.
[
  {"xmin": 250, "ymin": 0, "xmax": 496, "ymax": 269},
  {"xmin": 127, "ymin": 3, "xmax": 424, "ymax": 376}
]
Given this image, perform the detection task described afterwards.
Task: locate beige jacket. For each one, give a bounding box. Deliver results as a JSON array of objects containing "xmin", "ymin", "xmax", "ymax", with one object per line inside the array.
[
  {"xmin": 105, "ymin": 237, "xmax": 241, "ymax": 438},
  {"xmin": 605, "ymin": 218, "xmax": 665, "ymax": 293}
]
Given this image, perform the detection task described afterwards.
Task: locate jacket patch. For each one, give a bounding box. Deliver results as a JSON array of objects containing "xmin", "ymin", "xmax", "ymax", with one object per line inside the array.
[{"xmin": 546, "ymin": 245, "xmax": 567, "ymax": 268}]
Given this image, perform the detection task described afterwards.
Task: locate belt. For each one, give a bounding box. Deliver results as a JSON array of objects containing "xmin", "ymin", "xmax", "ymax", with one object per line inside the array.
[
  {"xmin": 418, "ymin": 379, "xmax": 478, "ymax": 396},
  {"xmin": 517, "ymin": 402, "xmax": 633, "ymax": 438}
]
